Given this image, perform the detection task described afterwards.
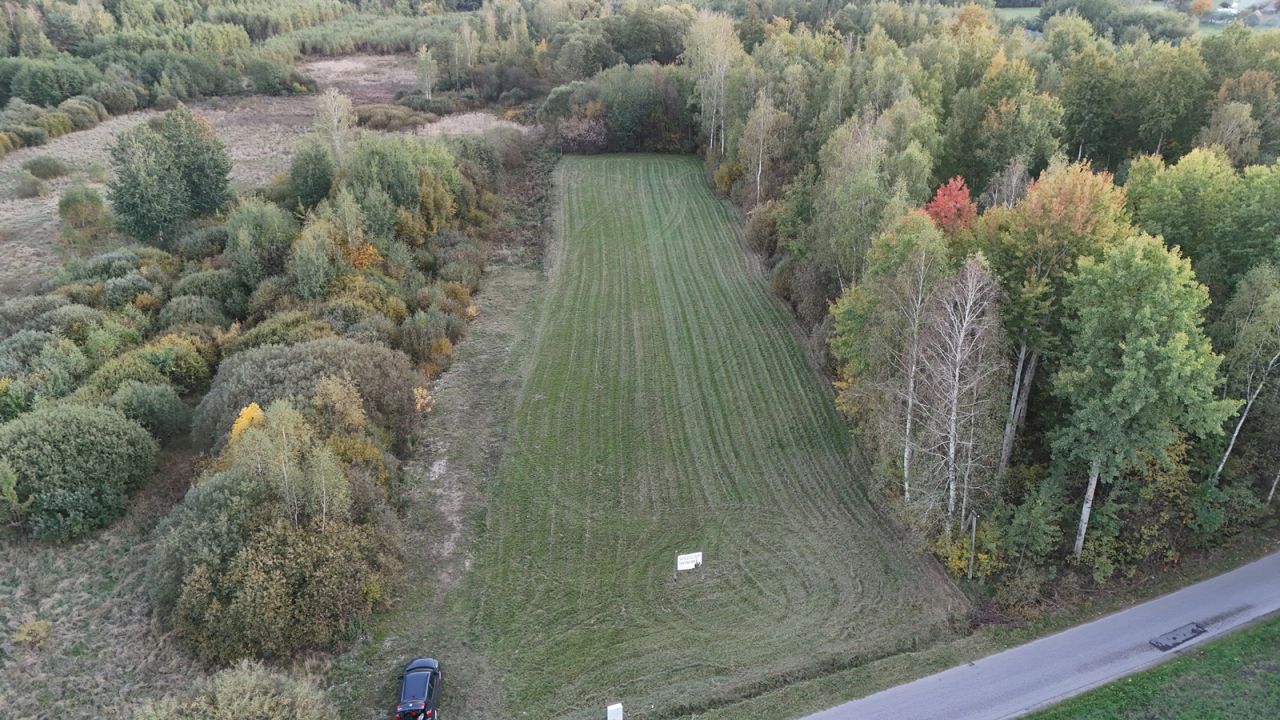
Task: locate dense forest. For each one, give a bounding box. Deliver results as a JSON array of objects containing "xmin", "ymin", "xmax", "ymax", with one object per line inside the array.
[{"xmin": 2, "ymin": 0, "xmax": 1280, "ymax": 713}]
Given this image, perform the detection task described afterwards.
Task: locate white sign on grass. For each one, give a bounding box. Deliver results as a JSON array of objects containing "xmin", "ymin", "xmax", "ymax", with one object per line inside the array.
[
  {"xmin": 676, "ymin": 551, "xmax": 703, "ymax": 571},
  {"xmin": 607, "ymin": 702, "xmax": 624, "ymax": 720}
]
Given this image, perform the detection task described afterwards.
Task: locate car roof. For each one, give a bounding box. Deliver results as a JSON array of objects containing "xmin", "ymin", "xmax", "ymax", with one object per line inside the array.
[
  {"xmin": 400, "ymin": 671, "xmax": 431, "ymax": 702},
  {"xmin": 404, "ymin": 657, "xmax": 439, "ymax": 673}
]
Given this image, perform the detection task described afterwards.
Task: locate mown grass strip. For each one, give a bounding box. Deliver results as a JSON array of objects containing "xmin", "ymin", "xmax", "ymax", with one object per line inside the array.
[{"xmin": 469, "ymin": 155, "xmax": 965, "ymax": 718}]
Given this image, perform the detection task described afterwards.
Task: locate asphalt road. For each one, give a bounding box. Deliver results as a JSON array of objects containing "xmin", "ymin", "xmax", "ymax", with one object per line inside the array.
[{"xmin": 804, "ymin": 550, "xmax": 1280, "ymax": 720}]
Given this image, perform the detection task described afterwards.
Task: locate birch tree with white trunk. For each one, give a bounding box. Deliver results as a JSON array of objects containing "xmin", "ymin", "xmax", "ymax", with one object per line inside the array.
[
  {"xmin": 312, "ymin": 88, "xmax": 355, "ymax": 163},
  {"xmin": 1053, "ymin": 235, "xmax": 1236, "ymax": 558},
  {"xmin": 830, "ymin": 212, "xmax": 949, "ymax": 510},
  {"xmin": 738, "ymin": 91, "xmax": 792, "ymax": 208},
  {"xmin": 1210, "ymin": 263, "xmax": 1280, "ymax": 484},
  {"xmin": 682, "ymin": 11, "xmax": 746, "ymax": 156},
  {"xmin": 417, "ymin": 45, "xmax": 438, "ymax": 101},
  {"xmin": 917, "ymin": 254, "xmax": 1006, "ymax": 540}
]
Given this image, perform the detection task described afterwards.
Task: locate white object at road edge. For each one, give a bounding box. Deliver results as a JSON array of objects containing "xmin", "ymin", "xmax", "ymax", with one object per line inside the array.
[
  {"xmin": 676, "ymin": 551, "xmax": 703, "ymax": 571},
  {"xmin": 607, "ymin": 702, "xmax": 623, "ymax": 720}
]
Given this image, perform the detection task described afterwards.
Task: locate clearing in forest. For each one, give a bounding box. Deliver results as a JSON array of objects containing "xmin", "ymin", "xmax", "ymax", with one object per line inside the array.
[{"xmin": 470, "ymin": 155, "xmax": 965, "ymax": 718}]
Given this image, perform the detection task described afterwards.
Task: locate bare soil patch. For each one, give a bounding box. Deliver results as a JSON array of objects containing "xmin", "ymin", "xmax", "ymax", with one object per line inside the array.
[
  {"xmin": 301, "ymin": 54, "xmax": 417, "ymax": 105},
  {"xmin": 417, "ymin": 112, "xmax": 536, "ymax": 138}
]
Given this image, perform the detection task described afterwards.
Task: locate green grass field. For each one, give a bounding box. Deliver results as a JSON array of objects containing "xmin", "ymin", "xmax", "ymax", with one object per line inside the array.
[
  {"xmin": 993, "ymin": 6, "xmax": 1040, "ymax": 22},
  {"xmin": 467, "ymin": 155, "xmax": 965, "ymax": 718},
  {"xmin": 1030, "ymin": 614, "xmax": 1280, "ymax": 719}
]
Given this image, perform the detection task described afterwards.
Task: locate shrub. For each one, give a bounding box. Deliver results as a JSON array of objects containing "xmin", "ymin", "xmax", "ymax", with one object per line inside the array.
[
  {"xmin": 556, "ymin": 112, "xmax": 607, "ymax": 154},
  {"xmin": 290, "ymin": 219, "xmax": 337, "ymax": 301},
  {"xmin": 58, "ymin": 184, "xmax": 111, "ymax": 243},
  {"xmin": 173, "ymin": 269, "xmax": 247, "ymax": 318},
  {"xmin": 89, "ymin": 79, "xmax": 143, "ymax": 115},
  {"xmin": 14, "ymin": 170, "xmax": 49, "ymax": 199},
  {"xmin": 438, "ymin": 260, "xmax": 481, "ymax": 291},
  {"xmin": 0, "ymin": 132, "xmax": 18, "ymax": 158},
  {"xmin": 81, "ymin": 353, "xmax": 168, "ymax": 398},
  {"xmin": 84, "ymin": 335, "xmax": 211, "ymax": 396},
  {"xmin": 22, "ymin": 155, "xmax": 71, "ymax": 179},
  {"xmin": 108, "ymin": 381, "xmax": 190, "ymax": 442},
  {"xmin": 145, "ymin": 467, "xmax": 271, "ymax": 617},
  {"xmin": 0, "ymin": 295, "xmax": 68, "ymax": 336},
  {"xmin": 745, "ymin": 200, "xmax": 780, "ymax": 256},
  {"xmin": 245, "ymin": 59, "xmax": 313, "ymax": 95},
  {"xmin": 131, "ymin": 660, "xmax": 329, "ymax": 720},
  {"xmin": 173, "ymin": 521, "xmax": 386, "ymax": 664},
  {"xmin": 30, "ymin": 304, "xmax": 107, "ymax": 343},
  {"xmin": 58, "ymin": 96, "xmax": 108, "ymax": 130},
  {"xmin": 355, "ymin": 103, "xmax": 432, "ymax": 132},
  {"xmin": 341, "ymin": 135, "xmax": 426, "ymax": 211},
  {"xmin": 19, "ymin": 337, "xmax": 89, "ymax": 402},
  {"xmin": 103, "ymin": 272, "xmax": 154, "ymax": 308},
  {"xmin": 9, "ymin": 57, "xmax": 102, "ymax": 107},
  {"xmin": 81, "ymin": 318, "xmax": 143, "ymax": 366},
  {"xmin": 174, "ymin": 225, "xmax": 228, "ymax": 260},
  {"xmin": 288, "ymin": 135, "xmax": 333, "ymax": 210},
  {"xmin": 159, "ymin": 295, "xmax": 229, "ymax": 329},
  {"xmin": 8, "ymin": 125, "xmax": 47, "ymax": 148},
  {"xmin": 224, "ymin": 200, "xmax": 299, "ymax": 287},
  {"xmin": 71, "ymin": 248, "xmax": 139, "ymax": 282},
  {"xmin": 12, "ymin": 618, "xmax": 51, "ymax": 651},
  {"xmin": 222, "ymin": 311, "xmax": 334, "ymax": 356},
  {"xmin": 0, "ymin": 379, "xmax": 29, "ymax": 423},
  {"xmin": 35, "ymin": 111, "xmax": 74, "ymax": 138},
  {"xmin": 244, "ymin": 275, "xmax": 297, "ymax": 320},
  {"xmin": 0, "ymin": 330, "xmax": 57, "ymax": 374},
  {"xmin": 399, "ymin": 308, "xmax": 450, "ymax": 364},
  {"xmin": 193, "ymin": 338, "xmax": 416, "ymax": 449},
  {"xmin": 0, "ymin": 404, "xmax": 157, "ymax": 541}
]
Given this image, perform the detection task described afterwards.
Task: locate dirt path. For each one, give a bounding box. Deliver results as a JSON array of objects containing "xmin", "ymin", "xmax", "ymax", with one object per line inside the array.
[
  {"xmin": 324, "ymin": 254, "xmax": 540, "ymax": 720},
  {"xmin": 325, "ymin": 153, "xmax": 555, "ymax": 720}
]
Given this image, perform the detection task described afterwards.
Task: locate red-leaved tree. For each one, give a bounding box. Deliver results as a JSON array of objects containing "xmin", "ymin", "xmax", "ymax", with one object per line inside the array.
[{"xmin": 925, "ymin": 177, "xmax": 977, "ymax": 236}]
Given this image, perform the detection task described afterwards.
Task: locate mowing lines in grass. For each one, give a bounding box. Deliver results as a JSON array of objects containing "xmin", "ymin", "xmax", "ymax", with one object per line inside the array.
[{"xmin": 470, "ymin": 155, "xmax": 965, "ymax": 718}]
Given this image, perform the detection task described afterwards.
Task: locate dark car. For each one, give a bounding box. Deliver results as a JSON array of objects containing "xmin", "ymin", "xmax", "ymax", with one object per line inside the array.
[{"xmin": 395, "ymin": 658, "xmax": 441, "ymax": 720}]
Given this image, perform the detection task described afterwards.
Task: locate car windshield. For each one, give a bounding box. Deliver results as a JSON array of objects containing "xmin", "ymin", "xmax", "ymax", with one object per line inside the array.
[{"xmin": 401, "ymin": 671, "xmax": 430, "ymax": 701}]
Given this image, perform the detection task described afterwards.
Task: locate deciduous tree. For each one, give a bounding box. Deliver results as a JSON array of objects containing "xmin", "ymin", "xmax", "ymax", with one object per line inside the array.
[
  {"xmin": 1210, "ymin": 264, "xmax": 1280, "ymax": 483},
  {"xmin": 682, "ymin": 11, "xmax": 746, "ymax": 155},
  {"xmin": 1053, "ymin": 234, "xmax": 1235, "ymax": 558},
  {"xmin": 917, "ymin": 254, "xmax": 1006, "ymax": 540},
  {"xmin": 417, "ymin": 46, "xmax": 438, "ymax": 100},
  {"xmin": 924, "ymin": 176, "xmax": 977, "ymax": 237},
  {"xmin": 313, "ymin": 88, "xmax": 356, "ymax": 162},
  {"xmin": 738, "ymin": 91, "xmax": 792, "ymax": 207}
]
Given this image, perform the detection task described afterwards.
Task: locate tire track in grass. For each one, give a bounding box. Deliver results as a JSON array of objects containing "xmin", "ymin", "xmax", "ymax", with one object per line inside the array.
[{"xmin": 470, "ymin": 156, "xmax": 966, "ymax": 719}]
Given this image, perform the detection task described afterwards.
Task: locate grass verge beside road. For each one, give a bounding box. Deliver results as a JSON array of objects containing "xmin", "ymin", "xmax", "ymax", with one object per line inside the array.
[{"xmin": 1030, "ymin": 613, "xmax": 1280, "ymax": 719}]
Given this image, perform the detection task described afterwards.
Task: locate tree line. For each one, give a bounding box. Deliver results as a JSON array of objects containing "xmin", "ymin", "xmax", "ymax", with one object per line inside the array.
[{"xmin": 698, "ymin": 3, "xmax": 1279, "ymax": 604}]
